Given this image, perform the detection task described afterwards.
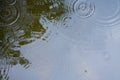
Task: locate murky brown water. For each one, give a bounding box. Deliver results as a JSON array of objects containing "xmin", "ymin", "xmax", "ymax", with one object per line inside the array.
[{"xmin": 1, "ymin": 0, "xmax": 120, "ymax": 80}]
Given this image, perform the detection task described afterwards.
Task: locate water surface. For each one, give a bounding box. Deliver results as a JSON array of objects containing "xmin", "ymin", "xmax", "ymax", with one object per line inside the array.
[{"xmin": 1, "ymin": 0, "xmax": 120, "ymax": 80}]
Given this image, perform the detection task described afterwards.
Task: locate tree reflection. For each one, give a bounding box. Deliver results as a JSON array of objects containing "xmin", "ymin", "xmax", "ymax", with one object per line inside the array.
[
  {"xmin": 26, "ymin": 0, "xmax": 66, "ymax": 20},
  {"xmin": 0, "ymin": 0, "xmax": 66, "ymax": 79},
  {"xmin": 0, "ymin": 18, "xmax": 47, "ymax": 79}
]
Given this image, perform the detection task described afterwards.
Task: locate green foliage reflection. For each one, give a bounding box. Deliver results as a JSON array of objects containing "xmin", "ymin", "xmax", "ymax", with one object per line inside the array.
[{"xmin": 0, "ymin": 0, "xmax": 66, "ymax": 79}]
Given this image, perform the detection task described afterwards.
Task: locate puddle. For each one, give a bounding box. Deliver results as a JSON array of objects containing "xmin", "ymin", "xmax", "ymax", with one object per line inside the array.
[{"xmin": 1, "ymin": 0, "xmax": 120, "ymax": 80}]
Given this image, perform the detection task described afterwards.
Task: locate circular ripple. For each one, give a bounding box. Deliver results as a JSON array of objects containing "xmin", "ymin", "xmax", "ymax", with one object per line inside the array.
[
  {"xmin": 68, "ymin": 0, "xmax": 95, "ymax": 18},
  {"xmin": 94, "ymin": 0, "xmax": 120, "ymax": 27},
  {"xmin": 5, "ymin": 0, "xmax": 16, "ymax": 5},
  {"xmin": 52, "ymin": 13, "xmax": 73, "ymax": 29},
  {"xmin": 0, "ymin": 5, "xmax": 20, "ymax": 26},
  {"xmin": 59, "ymin": 15, "xmax": 72, "ymax": 28}
]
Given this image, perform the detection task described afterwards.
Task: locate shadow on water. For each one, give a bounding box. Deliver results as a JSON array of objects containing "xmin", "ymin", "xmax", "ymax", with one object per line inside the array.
[{"xmin": 0, "ymin": 0, "xmax": 66, "ymax": 79}]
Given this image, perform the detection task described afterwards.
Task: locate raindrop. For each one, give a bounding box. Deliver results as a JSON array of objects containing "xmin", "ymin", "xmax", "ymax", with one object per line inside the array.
[{"xmin": 68, "ymin": 0, "xmax": 95, "ymax": 18}]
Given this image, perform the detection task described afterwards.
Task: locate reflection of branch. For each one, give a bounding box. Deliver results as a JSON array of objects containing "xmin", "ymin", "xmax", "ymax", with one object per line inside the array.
[
  {"xmin": 0, "ymin": 13, "xmax": 47, "ymax": 80},
  {"xmin": 26, "ymin": 0, "xmax": 66, "ymax": 20},
  {"xmin": 0, "ymin": 47, "xmax": 31, "ymax": 80},
  {"xmin": 0, "ymin": 0, "xmax": 67, "ymax": 79},
  {"xmin": 0, "ymin": 57, "xmax": 10, "ymax": 80}
]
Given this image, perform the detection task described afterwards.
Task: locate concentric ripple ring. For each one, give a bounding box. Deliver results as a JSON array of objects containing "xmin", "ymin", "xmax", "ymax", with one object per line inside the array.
[
  {"xmin": 0, "ymin": 5, "xmax": 20, "ymax": 26},
  {"xmin": 68, "ymin": 0, "xmax": 95, "ymax": 18},
  {"xmin": 5, "ymin": 0, "xmax": 16, "ymax": 5},
  {"xmin": 94, "ymin": 0, "xmax": 120, "ymax": 27}
]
